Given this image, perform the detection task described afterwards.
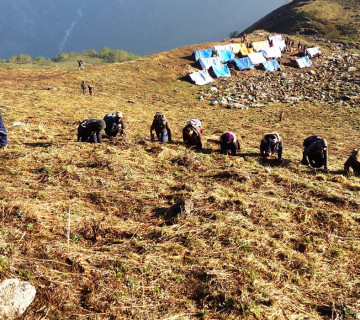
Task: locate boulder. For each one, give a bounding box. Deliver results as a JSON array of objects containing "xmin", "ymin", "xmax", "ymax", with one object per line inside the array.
[{"xmin": 0, "ymin": 279, "xmax": 36, "ymax": 319}]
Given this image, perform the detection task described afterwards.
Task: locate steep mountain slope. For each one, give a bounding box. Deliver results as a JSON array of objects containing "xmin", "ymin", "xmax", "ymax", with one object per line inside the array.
[
  {"xmin": 0, "ymin": 33, "xmax": 359, "ymax": 319},
  {"xmin": 242, "ymin": 0, "xmax": 360, "ymax": 43}
]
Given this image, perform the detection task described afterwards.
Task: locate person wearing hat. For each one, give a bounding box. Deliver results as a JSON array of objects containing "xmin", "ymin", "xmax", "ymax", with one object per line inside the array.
[
  {"xmin": 260, "ymin": 132, "xmax": 283, "ymax": 161},
  {"xmin": 0, "ymin": 110, "xmax": 8, "ymax": 148},
  {"xmin": 220, "ymin": 132, "xmax": 240, "ymax": 155},
  {"xmin": 302, "ymin": 135, "xmax": 328, "ymax": 172},
  {"xmin": 103, "ymin": 111, "xmax": 126, "ymax": 138},
  {"xmin": 77, "ymin": 118, "xmax": 106, "ymax": 143},
  {"xmin": 182, "ymin": 120, "xmax": 203, "ymax": 150}
]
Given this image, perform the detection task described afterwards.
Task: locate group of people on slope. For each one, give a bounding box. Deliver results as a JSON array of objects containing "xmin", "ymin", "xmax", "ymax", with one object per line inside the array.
[
  {"xmin": 76, "ymin": 111, "xmax": 360, "ymax": 176},
  {"xmin": 77, "ymin": 111, "xmax": 126, "ymax": 143}
]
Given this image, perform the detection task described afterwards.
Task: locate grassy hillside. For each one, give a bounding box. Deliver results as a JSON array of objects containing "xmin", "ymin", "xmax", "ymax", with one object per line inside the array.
[
  {"xmin": 242, "ymin": 0, "xmax": 360, "ymax": 44},
  {"xmin": 0, "ymin": 35, "xmax": 359, "ymax": 319}
]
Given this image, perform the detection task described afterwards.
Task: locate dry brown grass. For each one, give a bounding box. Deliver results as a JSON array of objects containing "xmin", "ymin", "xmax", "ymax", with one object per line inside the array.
[{"xmin": 0, "ymin": 37, "xmax": 359, "ymax": 320}]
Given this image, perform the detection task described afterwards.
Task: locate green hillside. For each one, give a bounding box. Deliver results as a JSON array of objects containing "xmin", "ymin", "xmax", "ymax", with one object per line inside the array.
[{"xmin": 242, "ymin": 0, "xmax": 360, "ymax": 44}]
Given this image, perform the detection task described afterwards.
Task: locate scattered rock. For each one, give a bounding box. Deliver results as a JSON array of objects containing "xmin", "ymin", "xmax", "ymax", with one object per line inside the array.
[
  {"xmin": 11, "ymin": 122, "xmax": 26, "ymax": 127},
  {"xmin": 164, "ymin": 199, "xmax": 194, "ymax": 221},
  {"xmin": 0, "ymin": 279, "xmax": 36, "ymax": 319}
]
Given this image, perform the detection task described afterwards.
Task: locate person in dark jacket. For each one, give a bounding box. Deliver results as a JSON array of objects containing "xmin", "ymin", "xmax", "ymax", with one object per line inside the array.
[
  {"xmin": 260, "ymin": 132, "xmax": 283, "ymax": 161},
  {"xmin": 104, "ymin": 111, "xmax": 126, "ymax": 138},
  {"xmin": 344, "ymin": 148, "xmax": 360, "ymax": 177},
  {"xmin": 183, "ymin": 124, "xmax": 202, "ymax": 150},
  {"xmin": 150, "ymin": 112, "xmax": 172, "ymax": 143},
  {"xmin": 220, "ymin": 132, "xmax": 240, "ymax": 155},
  {"xmin": 81, "ymin": 81, "xmax": 86, "ymax": 94},
  {"xmin": 0, "ymin": 111, "xmax": 8, "ymax": 148},
  {"xmin": 77, "ymin": 118, "xmax": 106, "ymax": 143},
  {"xmin": 302, "ymin": 135, "xmax": 328, "ymax": 171}
]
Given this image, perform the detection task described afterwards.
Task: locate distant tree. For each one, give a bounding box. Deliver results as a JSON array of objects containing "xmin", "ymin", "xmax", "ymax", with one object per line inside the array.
[
  {"xmin": 99, "ymin": 47, "xmax": 112, "ymax": 60},
  {"xmin": 53, "ymin": 52, "xmax": 69, "ymax": 62},
  {"xmin": 8, "ymin": 56, "xmax": 17, "ymax": 63},
  {"xmin": 82, "ymin": 49, "xmax": 98, "ymax": 58},
  {"xmin": 33, "ymin": 56, "xmax": 47, "ymax": 63},
  {"xmin": 229, "ymin": 30, "xmax": 239, "ymax": 38},
  {"xmin": 17, "ymin": 54, "xmax": 32, "ymax": 63}
]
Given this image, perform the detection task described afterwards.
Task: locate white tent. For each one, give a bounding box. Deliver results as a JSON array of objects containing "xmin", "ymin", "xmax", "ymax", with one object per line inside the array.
[
  {"xmin": 272, "ymin": 39, "xmax": 286, "ymax": 51},
  {"xmin": 248, "ymin": 52, "xmax": 266, "ymax": 65},
  {"xmin": 213, "ymin": 44, "xmax": 233, "ymax": 54},
  {"xmin": 189, "ymin": 70, "xmax": 214, "ymax": 85},
  {"xmin": 260, "ymin": 47, "xmax": 282, "ymax": 59},
  {"xmin": 295, "ymin": 56, "xmax": 313, "ymax": 68},
  {"xmin": 305, "ymin": 47, "xmax": 321, "ymax": 58},
  {"xmin": 268, "ymin": 35, "xmax": 282, "ymax": 43},
  {"xmin": 198, "ymin": 57, "xmax": 222, "ymax": 70}
]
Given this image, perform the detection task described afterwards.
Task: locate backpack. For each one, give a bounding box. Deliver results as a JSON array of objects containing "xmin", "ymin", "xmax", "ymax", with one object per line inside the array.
[
  {"xmin": 104, "ymin": 113, "xmax": 116, "ymax": 123},
  {"xmin": 154, "ymin": 112, "xmax": 167, "ymax": 127},
  {"xmin": 303, "ymin": 135, "xmax": 320, "ymax": 148}
]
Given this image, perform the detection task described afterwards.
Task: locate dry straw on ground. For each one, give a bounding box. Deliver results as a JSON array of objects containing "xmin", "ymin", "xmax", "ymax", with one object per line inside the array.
[{"xmin": 0, "ymin": 33, "xmax": 359, "ymax": 319}]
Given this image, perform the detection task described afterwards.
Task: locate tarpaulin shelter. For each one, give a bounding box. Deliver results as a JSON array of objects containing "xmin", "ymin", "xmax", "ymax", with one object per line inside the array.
[
  {"xmin": 262, "ymin": 59, "xmax": 281, "ymax": 71},
  {"xmin": 189, "ymin": 70, "xmax": 214, "ymax": 85},
  {"xmin": 272, "ymin": 39, "xmax": 286, "ymax": 51},
  {"xmin": 198, "ymin": 57, "xmax": 222, "ymax": 70},
  {"xmin": 193, "ymin": 49, "xmax": 213, "ymax": 61},
  {"xmin": 218, "ymin": 50, "xmax": 235, "ymax": 62},
  {"xmin": 248, "ymin": 52, "xmax": 266, "ymax": 65},
  {"xmin": 213, "ymin": 44, "xmax": 233, "ymax": 54},
  {"xmin": 295, "ymin": 56, "xmax": 313, "ymax": 68},
  {"xmin": 232, "ymin": 57, "xmax": 254, "ymax": 70},
  {"xmin": 211, "ymin": 64, "xmax": 231, "ymax": 78},
  {"xmin": 260, "ymin": 47, "xmax": 282, "ymax": 59},
  {"xmin": 305, "ymin": 47, "xmax": 321, "ymax": 58},
  {"xmin": 231, "ymin": 43, "xmax": 241, "ymax": 54},
  {"xmin": 268, "ymin": 35, "xmax": 282, "ymax": 43},
  {"xmin": 239, "ymin": 43, "xmax": 253, "ymax": 56},
  {"xmin": 252, "ymin": 40, "xmax": 270, "ymax": 52}
]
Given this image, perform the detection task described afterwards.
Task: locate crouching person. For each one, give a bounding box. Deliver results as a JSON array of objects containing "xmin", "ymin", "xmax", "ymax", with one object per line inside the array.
[
  {"xmin": 77, "ymin": 118, "xmax": 106, "ymax": 143},
  {"xmin": 0, "ymin": 111, "xmax": 8, "ymax": 148},
  {"xmin": 344, "ymin": 148, "xmax": 360, "ymax": 177},
  {"xmin": 150, "ymin": 112, "xmax": 172, "ymax": 143},
  {"xmin": 220, "ymin": 132, "xmax": 240, "ymax": 155},
  {"xmin": 104, "ymin": 111, "xmax": 126, "ymax": 138},
  {"xmin": 260, "ymin": 132, "xmax": 283, "ymax": 161},
  {"xmin": 183, "ymin": 119, "xmax": 203, "ymax": 150},
  {"xmin": 302, "ymin": 135, "xmax": 328, "ymax": 172}
]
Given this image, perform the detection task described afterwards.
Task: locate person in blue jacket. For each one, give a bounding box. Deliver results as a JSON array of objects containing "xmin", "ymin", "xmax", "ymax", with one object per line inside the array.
[{"xmin": 0, "ymin": 111, "xmax": 8, "ymax": 148}]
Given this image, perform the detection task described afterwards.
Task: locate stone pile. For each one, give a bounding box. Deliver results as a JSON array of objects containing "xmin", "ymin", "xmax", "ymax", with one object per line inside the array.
[{"xmin": 199, "ymin": 44, "xmax": 359, "ymax": 109}]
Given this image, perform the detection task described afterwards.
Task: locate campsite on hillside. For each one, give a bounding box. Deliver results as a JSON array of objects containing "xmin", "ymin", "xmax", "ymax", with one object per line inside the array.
[{"xmin": 0, "ymin": 0, "xmax": 359, "ymax": 319}]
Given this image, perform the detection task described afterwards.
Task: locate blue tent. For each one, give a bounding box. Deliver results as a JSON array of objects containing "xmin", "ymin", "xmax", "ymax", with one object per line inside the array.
[
  {"xmin": 233, "ymin": 57, "xmax": 254, "ymax": 71},
  {"xmin": 211, "ymin": 64, "xmax": 231, "ymax": 78},
  {"xmin": 262, "ymin": 59, "xmax": 281, "ymax": 71},
  {"xmin": 218, "ymin": 50, "xmax": 235, "ymax": 62},
  {"xmin": 193, "ymin": 49, "xmax": 213, "ymax": 61}
]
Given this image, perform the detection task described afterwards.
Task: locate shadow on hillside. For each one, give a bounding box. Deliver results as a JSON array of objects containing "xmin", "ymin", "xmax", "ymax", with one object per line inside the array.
[
  {"xmin": 182, "ymin": 54, "xmax": 195, "ymax": 61},
  {"xmin": 241, "ymin": 152, "xmax": 260, "ymax": 157},
  {"xmin": 24, "ymin": 142, "xmax": 53, "ymax": 148},
  {"xmin": 178, "ymin": 75, "xmax": 192, "ymax": 83},
  {"xmin": 258, "ymin": 158, "xmax": 293, "ymax": 167},
  {"xmin": 195, "ymin": 148, "xmax": 214, "ymax": 155}
]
